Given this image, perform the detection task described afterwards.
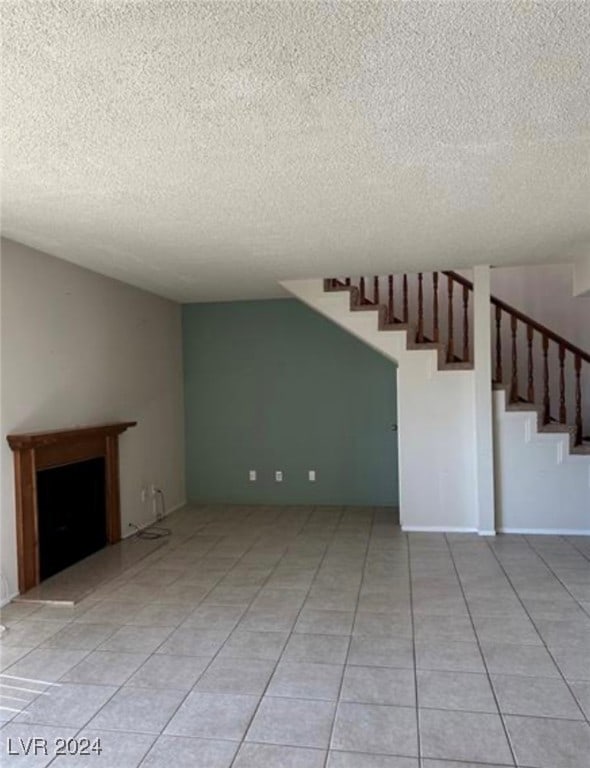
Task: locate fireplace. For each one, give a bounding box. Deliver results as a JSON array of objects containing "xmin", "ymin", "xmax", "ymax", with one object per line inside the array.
[{"xmin": 7, "ymin": 422, "xmax": 136, "ymax": 592}]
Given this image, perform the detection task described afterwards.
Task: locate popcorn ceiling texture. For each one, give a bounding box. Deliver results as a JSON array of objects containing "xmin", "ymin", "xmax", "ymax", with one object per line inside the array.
[{"xmin": 2, "ymin": 1, "xmax": 589, "ymax": 301}]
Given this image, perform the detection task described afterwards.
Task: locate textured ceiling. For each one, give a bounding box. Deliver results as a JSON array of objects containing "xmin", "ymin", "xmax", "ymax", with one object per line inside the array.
[{"xmin": 2, "ymin": 1, "xmax": 589, "ymax": 302}]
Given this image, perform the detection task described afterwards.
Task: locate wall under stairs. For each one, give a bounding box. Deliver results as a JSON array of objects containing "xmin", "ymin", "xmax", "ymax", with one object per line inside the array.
[
  {"xmin": 494, "ymin": 388, "xmax": 590, "ymax": 534},
  {"xmin": 282, "ymin": 279, "xmax": 478, "ymax": 532},
  {"xmin": 282, "ymin": 277, "xmax": 590, "ymax": 535}
]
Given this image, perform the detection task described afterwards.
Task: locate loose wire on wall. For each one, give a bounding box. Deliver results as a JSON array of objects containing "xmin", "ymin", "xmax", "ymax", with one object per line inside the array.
[{"xmin": 130, "ymin": 488, "xmax": 171, "ymax": 539}]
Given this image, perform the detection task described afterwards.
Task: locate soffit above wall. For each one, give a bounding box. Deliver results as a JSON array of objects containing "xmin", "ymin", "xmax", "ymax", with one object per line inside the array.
[{"xmin": 2, "ymin": 1, "xmax": 589, "ymax": 302}]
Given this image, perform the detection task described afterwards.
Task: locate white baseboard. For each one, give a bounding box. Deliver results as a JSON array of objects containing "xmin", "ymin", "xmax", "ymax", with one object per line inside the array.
[
  {"xmin": 1, "ymin": 591, "xmax": 20, "ymax": 608},
  {"xmin": 478, "ymin": 530, "xmax": 497, "ymax": 537},
  {"xmin": 498, "ymin": 527, "xmax": 590, "ymax": 536},
  {"xmin": 401, "ymin": 525, "xmax": 477, "ymax": 533}
]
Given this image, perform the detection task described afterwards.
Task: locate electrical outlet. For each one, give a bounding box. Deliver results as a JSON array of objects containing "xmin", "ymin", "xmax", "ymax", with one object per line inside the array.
[
  {"xmin": 249, "ymin": 470, "xmax": 257, "ymax": 482},
  {"xmin": 275, "ymin": 470, "xmax": 283, "ymax": 482},
  {"xmin": 308, "ymin": 470, "xmax": 316, "ymax": 482}
]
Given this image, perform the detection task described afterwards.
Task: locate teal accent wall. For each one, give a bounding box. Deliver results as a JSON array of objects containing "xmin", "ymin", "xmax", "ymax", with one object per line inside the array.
[{"xmin": 183, "ymin": 299, "xmax": 398, "ymax": 506}]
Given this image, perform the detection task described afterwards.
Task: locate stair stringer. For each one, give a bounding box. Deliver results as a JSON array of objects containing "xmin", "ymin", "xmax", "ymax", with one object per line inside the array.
[
  {"xmin": 493, "ymin": 388, "xmax": 590, "ymax": 534},
  {"xmin": 281, "ymin": 279, "xmax": 478, "ymax": 532}
]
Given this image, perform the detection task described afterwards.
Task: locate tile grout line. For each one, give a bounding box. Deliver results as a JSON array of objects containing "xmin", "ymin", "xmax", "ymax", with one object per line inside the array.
[
  {"xmin": 38, "ymin": 523, "xmax": 230, "ymax": 766},
  {"xmin": 405, "ymin": 533, "xmax": 423, "ymax": 768},
  {"xmin": 0, "ymin": 507, "xmax": 223, "ymax": 729},
  {"xmin": 321, "ymin": 506, "xmax": 375, "ymax": 768},
  {"xmin": 136, "ymin": 505, "xmax": 316, "ymax": 767},
  {"xmin": 566, "ymin": 535, "xmax": 590, "ymax": 566},
  {"xmin": 39, "ymin": 508, "xmax": 282, "ymax": 766},
  {"xmin": 444, "ymin": 534, "xmax": 518, "ymax": 768},
  {"xmin": 229, "ymin": 505, "xmax": 346, "ymax": 768},
  {"xmin": 0, "ymin": 639, "xmax": 105, "ymax": 726},
  {"xmin": 5, "ymin": 509, "xmax": 589, "ymax": 767},
  {"xmin": 483, "ymin": 537, "xmax": 590, "ymax": 727},
  {"xmin": 521, "ymin": 534, "xmax": 590, "ymax": 622}
]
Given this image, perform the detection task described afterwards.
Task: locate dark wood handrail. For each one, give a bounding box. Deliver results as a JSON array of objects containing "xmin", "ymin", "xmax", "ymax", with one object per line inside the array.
[{"xmin": 444, "ymin": 270, "xmax": 590, "ymax": 365}]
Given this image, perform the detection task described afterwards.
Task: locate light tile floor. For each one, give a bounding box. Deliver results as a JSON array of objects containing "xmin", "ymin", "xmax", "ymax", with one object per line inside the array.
[{"xmin": 1, "ymin": 505, "xmax": 590, "ymax": 767}]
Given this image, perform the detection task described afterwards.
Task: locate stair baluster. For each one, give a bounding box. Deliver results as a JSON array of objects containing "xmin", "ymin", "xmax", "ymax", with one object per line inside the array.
[
  {"xmin": 417, "ymin": 273, "xmax": 424, "ymax": 342},
  {"xmin": 510, "ymin": 315, "xmax": 518, "ymax": 403},
  {"xmin": 360, "ymin": 276, "xmax": 366, "ymax": 305},
  {"xmin": 559, "ymin": 344, "xmax": 566, "ymax": 423},
  {"xmin": 495, "ymin": 306, "xmax": 503, "ymax": 383},
  {"xmin": 388, "ymin": 275, "xmax": 394, "ymax": 324},
  {"xmin": 575, "ymin": 354, "xmax": 583, "ymax": 445},
  {"xmin": 527, "ymin": 325, "xmax": 535, "ymax": 403},
  {"xmin": 447, "ymin": 275, "xmax": 454, "ymax": 363},
  {"xmin": 542, "ymin": 334, "xmax": 551, "ymax": 425},
  {"xmin": 433, "ymin": 272, "xmax": 439, "ymax": 342},
  {"xmin": 373, "ymin": 276, "xmax": 379, "ymax": 305},
  {"xmin": 403, "ymin": 275, "xmax": 408, "ymax": 323},
  {"xmin": 462, "ymin": 285, "xmax": 469, "ymax": 362}
]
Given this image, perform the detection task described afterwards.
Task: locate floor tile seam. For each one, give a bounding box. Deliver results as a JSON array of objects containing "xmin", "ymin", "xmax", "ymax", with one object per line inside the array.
[
  {"xmin": 34, "ymin": 690, "xmax": 580, "ymax": 717},
  {"xmin": 74, "ymin": 527, "xmax": 221, "ymax": 606},
  {"xmin": 563, "ymin": 537, "xmax": 590, "ymax": 568},
  {"xmin": 247, "ymin": 737, "xmax": 421, "ymax": 761},
  {"xmin": 228, "ymin": 506, "xmax": 347, "ymax": 768},
  {"xmin": 0, "ymin": 687, "xmax": 47, "ymax": 728},
  {"xmin": 521, "ymin": 536, "xmax": 590, "ymax": 623},
  {"xmin": 68, "ymin": 532, "xmax": 224, "ymax": 620},
  {"xmin": 140, "ymin": 514, "xmax": 313, "ymax": 752},
  {"xmin": 482, "ymin": 538, "xmax": 590, "ymax": 727},
  {"xmin": 40, "ymin": 620, "xmax": 124, "ymax": 653},
  {"xmin": 105, "ymin": 509, "xmax": 310, "ymax": 765},
  {"xmin": 45, "ymin": 723, "xmax": 157, "ymax": 768},
  {"xmin": 443, "ymin": 534, "xmax": 518, "ymax": 768},
  {"xmin": 39, "ymin": 515, "xmax": 308, "ymax": 765},
  {"xmin": 2, "ymin": 643, "xmax": 99, "ymax": 724},
  {"xmin": 328, "ymin": 746, "xmax": 511, "ymax": 766},
  {"xmin": 321, "ymin": 511, "xmax": 378, "ymax": 768},
  {"xmin": 406, "ymin": 534, "xmax": 426, "ymax": 768}
]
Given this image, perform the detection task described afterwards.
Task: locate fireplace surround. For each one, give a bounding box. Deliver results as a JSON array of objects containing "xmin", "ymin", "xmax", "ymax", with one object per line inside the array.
[{"xmin": 6, "ymin": 422, "xmax": 136, "ymax": 593}]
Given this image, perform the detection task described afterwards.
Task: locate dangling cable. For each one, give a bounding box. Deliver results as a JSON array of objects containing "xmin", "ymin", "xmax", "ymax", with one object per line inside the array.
[{"xmin": 131, "ymin": 488, "xmax": 171, "ymax": 539}]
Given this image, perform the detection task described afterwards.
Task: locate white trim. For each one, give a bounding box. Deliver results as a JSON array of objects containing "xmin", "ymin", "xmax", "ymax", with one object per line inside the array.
[
  {"xmin": 478, "ymin": 530, "xmax": 497, "ymax": 537},
  {"xmin": 498, "ymin": 527, "xmax": 590, "ymax": 536},
  {"xmin": 401, "ymin": 525, "xmax": 477, "ymax": 533}
]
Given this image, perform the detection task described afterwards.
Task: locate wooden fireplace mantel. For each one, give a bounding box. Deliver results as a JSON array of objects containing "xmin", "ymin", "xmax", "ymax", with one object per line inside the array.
[{"xmin": 7, "ymin": 421, "xmax": 136, "ymax": 593}]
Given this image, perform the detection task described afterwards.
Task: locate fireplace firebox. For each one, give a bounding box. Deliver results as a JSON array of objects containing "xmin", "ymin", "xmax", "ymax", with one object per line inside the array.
[{"xmin": 37, "ymin": 457, "xmax": 107, "ymax": 580}]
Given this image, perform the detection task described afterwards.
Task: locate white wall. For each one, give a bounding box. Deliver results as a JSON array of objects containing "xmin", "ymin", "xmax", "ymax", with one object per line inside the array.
[
  {"xmin": 282, "ymin": 279, "xmax": 478, "ymax": 532},
  {"xmin": 0, "ymin": 239, "xmax": 186, "ymax": 600},
  {"xmin": 574, "ymin": 254, "xmax": 590, "ymax": 297},
  {"xmin": 493, "ymin": 389, "xmax": 590, "ymax": 534}
]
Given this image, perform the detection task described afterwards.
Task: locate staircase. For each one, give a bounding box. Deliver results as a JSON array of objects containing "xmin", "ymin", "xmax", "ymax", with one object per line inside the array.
[
  {"xmin": 326, "ymin": 271, "xmax": 590, "ymax": 455},
  {"xmin": 281, "ymin": 271, "xmax": 590, "ymax": 535}
]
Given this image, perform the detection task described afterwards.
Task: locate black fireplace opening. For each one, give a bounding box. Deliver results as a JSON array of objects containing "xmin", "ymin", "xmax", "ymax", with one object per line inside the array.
[{"xmin": 37, "ymin": 457, "xmax": 107, "ymax": 581}]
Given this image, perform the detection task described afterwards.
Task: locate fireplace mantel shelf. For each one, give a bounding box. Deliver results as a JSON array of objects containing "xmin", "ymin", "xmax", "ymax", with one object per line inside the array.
[
  {"xmin": 6, "ymin": 421, "xmax": 136, "ymax": 594},
  {"xmin": 7, "ymin": 422, "xmax": 137, "ymax": 451}
]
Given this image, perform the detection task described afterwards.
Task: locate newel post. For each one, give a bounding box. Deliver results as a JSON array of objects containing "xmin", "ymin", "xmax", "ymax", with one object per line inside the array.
[{"xmin": 473, "ymin": 266, "xmax": 496, "ymax": 535}]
